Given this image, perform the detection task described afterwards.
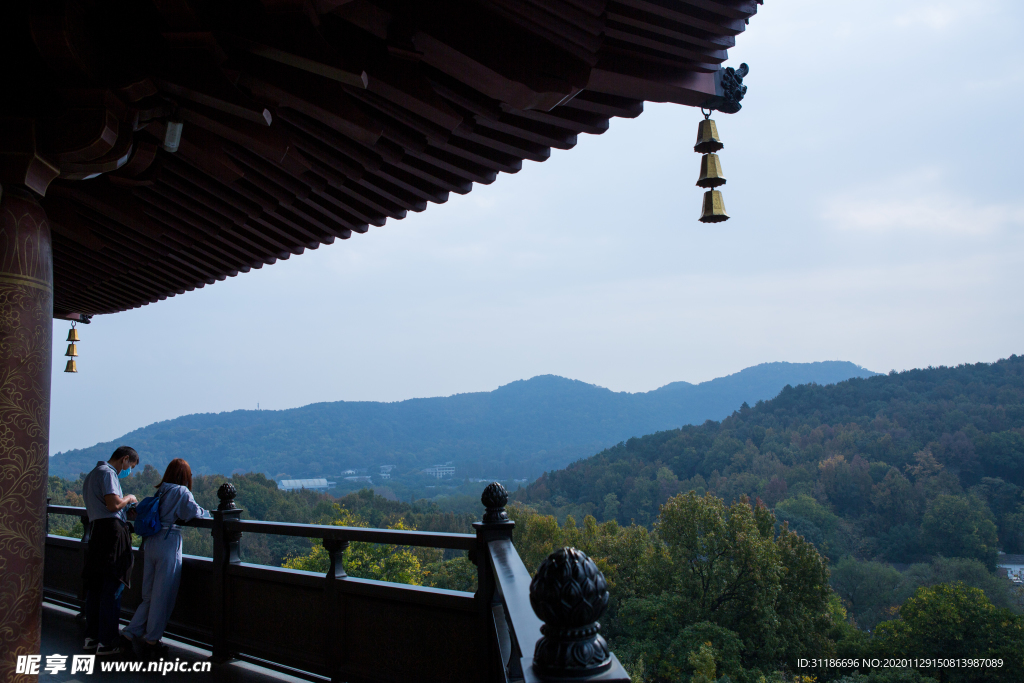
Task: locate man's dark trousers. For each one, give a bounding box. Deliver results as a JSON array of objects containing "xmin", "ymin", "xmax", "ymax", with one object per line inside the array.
[
  {"xmin": 82, "ymin": 517, "xmax": 133, "ymax": 647},
  {"xmin": 85, "ymin": 578, "xmax": 124, "ymax": 646}
]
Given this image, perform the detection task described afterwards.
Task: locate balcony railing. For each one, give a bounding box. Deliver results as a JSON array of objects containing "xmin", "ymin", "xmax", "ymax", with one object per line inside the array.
[{"xmin": 44, "ymin": 482, "xmax": 628, "ymax": 683}]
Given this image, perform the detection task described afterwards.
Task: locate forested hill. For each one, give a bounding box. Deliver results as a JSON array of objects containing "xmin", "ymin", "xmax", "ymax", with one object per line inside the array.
[
  {"xmin": 48, "ymin": 360, "xmax": 874, "ymax": 481},
  {"xmin": 517, "ymin": 356, "xmax": 1024, "ymax": 567}
]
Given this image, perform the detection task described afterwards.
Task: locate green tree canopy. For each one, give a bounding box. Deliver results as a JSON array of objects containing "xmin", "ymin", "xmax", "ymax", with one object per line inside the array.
[
  {"xmin": 552, "ymin": 491, "xmax": 838, "ymax": 682},
  {"xmin": 872, "ymin": 582, "xmax": 1024, "ymax": 683},
  {"xmin": 517, "ymin": 356, "xmax": 1024, "ymax": 569},
  {"xmin": 830, "ymin": 558, "xmax": 902, "ymax": 630},
  {"xmin": 281, "ymin": 504, "xmax": 426, "ymax": 585},
  {"xmin": 920, "ymin": 495, "xmax": 999, "ymax": 570}
]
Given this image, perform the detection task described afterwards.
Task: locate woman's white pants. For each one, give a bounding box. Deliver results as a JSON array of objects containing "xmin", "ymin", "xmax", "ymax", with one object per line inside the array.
[{"xmin": 125, "ymin": 528, "xmax": 183, "ymax": 643}]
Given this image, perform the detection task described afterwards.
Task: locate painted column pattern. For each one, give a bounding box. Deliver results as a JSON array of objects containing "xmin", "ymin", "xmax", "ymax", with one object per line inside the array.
[{"xmin": 0, "ymin": 188, "xmax": 53, "ymax": 682}]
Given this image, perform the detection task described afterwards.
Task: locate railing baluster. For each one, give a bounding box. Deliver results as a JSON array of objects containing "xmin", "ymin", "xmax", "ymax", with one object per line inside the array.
[
  {"xmin": 324, "ymin": 537, "xmax": 349, "ymax": 579},
  {"xmin": 211, "ymin": 483, "xmax": 243, "ymax": 663},
  {"xmin": 323, "ymin": 536, "xmax": 349, "ymax": 682},
  {"xmin": 473, "ymin": 482, "xmax": 517, "ymax": 683}
]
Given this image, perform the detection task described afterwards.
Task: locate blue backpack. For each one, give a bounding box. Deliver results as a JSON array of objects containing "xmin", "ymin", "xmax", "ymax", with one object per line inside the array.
[{"xmin": 134, "ymin": 488, "xmax": 164, "ymax": 538}]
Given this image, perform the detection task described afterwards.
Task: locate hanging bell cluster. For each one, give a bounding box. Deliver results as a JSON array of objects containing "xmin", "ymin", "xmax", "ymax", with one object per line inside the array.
[
  {"xmin": 695, "ymin": 115, "xmax": 729, "ymax": 223},
  {"xmin": 64, "ymin": 323, "xmax": 79, "ymax": 373}
]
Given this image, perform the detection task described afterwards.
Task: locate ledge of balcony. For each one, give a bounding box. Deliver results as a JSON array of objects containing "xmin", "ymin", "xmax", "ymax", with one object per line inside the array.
[
  {"xmin": 42, "ymin": 601, "xmax": 316, "ymax": 682},
  {"xmin": 42, "ymin": 483, "xmax": 629, "ymax": 683}
]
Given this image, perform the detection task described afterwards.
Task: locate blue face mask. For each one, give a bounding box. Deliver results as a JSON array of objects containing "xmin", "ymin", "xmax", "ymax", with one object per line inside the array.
[{"xmin": 118, "ymin": 466, "xmax": 132, "ymax": 479}]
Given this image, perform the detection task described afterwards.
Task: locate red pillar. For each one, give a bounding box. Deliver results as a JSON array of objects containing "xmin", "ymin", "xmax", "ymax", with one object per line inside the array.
[{"xmin": 0, "ymin": 186, "xmax": 53, "ymax": 682}]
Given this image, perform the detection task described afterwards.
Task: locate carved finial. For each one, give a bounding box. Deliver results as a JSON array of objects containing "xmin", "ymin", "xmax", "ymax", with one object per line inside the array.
[
  {"xmin": 217, "ymin": 482, "xmax": 238, "ymax": 510},
  {"xmin": 529, "ymin": 547, "xmax": 612, "ymax": 677},
  {"xmin": 480, "ymin": 482, "xmax": 509, "ymax": 524}
]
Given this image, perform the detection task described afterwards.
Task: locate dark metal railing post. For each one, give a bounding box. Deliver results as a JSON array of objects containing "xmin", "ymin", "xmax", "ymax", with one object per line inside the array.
[
  {"xmin": 323, "ymin": 537, "xmax": 349, "ymax": 682},
  {"xmin": 523, "ymin": 548, "xmax": 630, "ymax": 683},
  {"xmin": 473, "ymin": 482, "xmax": 516, "ymax": 682},
  {"xmin": 210, "ymin": 483, "xmax": 243, "ymax": 662}
]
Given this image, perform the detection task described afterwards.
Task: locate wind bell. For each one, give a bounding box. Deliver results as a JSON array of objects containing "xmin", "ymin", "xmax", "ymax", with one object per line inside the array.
[
  {"xmin": 64, "ymin": 322, "xmax": 79, "ymax": 373},
  {"xmin": 695, "ymin": 109, "xmax": 729, "ymax": 223}
]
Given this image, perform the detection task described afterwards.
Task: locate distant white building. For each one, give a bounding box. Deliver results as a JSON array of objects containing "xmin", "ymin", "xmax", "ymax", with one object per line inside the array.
[
  {"xmin": 997, "ymin": 554, "xmax": 1024, "ymax": 583},
  {"xmin": 344, "ymin": 475, "xmax": 372, "ymax": 484},
  {"xmin": 340, "ymin": 469, "xmax": 357, "ymax": 476},
  {"xmin": 422, "ymin": 461, "xmax": 455, "ymax": 479},
  {"xmin": 379, "ymin": 465, "xmax": 394, "ymax": 480},
  {"xmin": 279, "ymin": 478, "xmax": 336, "ymax": 492}
]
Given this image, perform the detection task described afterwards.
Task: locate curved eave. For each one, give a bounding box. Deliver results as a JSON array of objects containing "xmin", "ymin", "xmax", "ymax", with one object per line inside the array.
[{"xmin": 12, "ymin": 0, "xmax": 762, "ymax": 318}]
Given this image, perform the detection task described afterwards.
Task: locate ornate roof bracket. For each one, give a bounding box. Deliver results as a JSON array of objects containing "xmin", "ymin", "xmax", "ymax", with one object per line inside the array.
[{"xmin": 702, "ymin": 63, "xmax": 750, "ymax": 114}]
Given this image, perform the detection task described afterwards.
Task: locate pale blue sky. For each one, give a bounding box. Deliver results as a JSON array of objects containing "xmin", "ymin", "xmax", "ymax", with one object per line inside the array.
[{"xmin": 50, "ymin": 0, "xmax": 1024, "ymax": 454}]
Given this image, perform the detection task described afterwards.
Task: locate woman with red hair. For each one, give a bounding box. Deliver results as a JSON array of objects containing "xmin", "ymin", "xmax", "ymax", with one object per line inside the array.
[{"xmin": 123, "ymin": 458, "xmax": 209, "ymax": 658}]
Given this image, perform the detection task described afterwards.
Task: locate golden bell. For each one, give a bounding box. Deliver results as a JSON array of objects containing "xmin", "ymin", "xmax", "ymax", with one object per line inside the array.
[
  {"xmin": 694, "ymin": 119, "xmax": 723, "ymax": 154},
  {"xmin": 65, "ymin": 343, "xmax": 78, "ymax": 357},
  {"xmin": 699, "ymin": 190, "xmax": 729, "ymax": 223},
  {"xmin": 64, "ymin": 359, "xmax": 77, "ymax": 373},
  {"xmin": 67, "ymin": 327, "xmax": 80, "ymax": 342},
  {"xmin": 696, "ymin": 153, "xmax": 726, "ymax": 188}
]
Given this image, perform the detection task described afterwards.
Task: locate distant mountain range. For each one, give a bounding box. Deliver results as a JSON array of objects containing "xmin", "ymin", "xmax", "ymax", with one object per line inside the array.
[{"xmin": 48, "ymin": 361, "xmax": 878, "ymax": 481}]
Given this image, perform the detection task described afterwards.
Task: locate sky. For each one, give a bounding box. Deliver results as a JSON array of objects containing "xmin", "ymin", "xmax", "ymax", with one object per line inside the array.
[{"xmin": 49, "ymin": 0, "xmax": 1024, "ymax": 455}]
